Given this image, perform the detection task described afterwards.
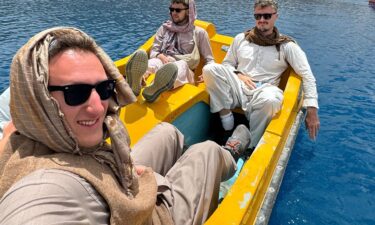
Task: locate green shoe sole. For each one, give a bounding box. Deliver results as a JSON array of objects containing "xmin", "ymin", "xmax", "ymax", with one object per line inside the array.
[
  {"xmin": 142, "ymin": 63, "xmax": 178, "ymax": 103},
  {"xmin": 125, "ymin": 50, "xmax": 148, "ymax": 96}
]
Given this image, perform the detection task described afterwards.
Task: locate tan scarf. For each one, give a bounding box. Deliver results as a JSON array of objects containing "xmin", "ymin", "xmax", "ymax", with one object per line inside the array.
[
  {"xmin": 0, "ymin": 27, "xmax": 173, "ymax": 225},
  {"xmin": 244, "ymin": 26, "xmax": 295, "ymax": 52}
]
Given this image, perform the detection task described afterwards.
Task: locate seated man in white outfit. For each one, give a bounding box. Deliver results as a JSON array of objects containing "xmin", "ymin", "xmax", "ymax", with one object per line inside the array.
[{"xmin": 203, "ymin": 0, "xmax": 320, "ymax": 149}]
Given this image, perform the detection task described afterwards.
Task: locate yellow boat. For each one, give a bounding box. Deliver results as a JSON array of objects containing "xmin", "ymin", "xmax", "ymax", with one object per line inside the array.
[{"xmin": 115, "ymin": 20, "xmax": 304, "ymax": 225}]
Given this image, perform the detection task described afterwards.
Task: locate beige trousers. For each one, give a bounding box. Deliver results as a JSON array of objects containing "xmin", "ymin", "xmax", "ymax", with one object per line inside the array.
[
  {"xmin": 0, "ymin": 123, "xmax": 236, "ymax": 225},
  {"xmin": 132, "ymin": 122, "xmax": 236, "ymax": 225}
]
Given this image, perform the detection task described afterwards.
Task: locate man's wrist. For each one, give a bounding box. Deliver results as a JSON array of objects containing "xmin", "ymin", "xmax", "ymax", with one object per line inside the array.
[
  {"xmin": 307, "ymin": 106, "xmax": 318, "ymax": 111},
  {"xmin": 306, "ymin": 107, "xmax": 318, "ymax": 116}
]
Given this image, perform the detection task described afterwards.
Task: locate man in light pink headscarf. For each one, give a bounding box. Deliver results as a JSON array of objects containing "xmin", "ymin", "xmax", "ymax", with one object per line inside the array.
[{"xmin": 126, "ymin": 0, "xmax": 214, "ymax": 103}]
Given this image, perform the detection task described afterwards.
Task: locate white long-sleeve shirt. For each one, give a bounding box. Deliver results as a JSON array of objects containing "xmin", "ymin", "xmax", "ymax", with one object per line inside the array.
[{"xmin": 223, "ymin": 33, "xmax": 318, "ymax": 108}]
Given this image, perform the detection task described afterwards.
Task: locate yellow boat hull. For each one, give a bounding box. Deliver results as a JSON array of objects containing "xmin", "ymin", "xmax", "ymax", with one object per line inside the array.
[{"xmin": 114, "ymin": 20, "xmax": 303, "ymax": 225}]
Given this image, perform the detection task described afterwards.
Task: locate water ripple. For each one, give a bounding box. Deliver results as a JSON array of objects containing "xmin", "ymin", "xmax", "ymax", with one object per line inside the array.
[{"xmin": 1, "ymin": 0, "xmax": 374, "ymax": 224}]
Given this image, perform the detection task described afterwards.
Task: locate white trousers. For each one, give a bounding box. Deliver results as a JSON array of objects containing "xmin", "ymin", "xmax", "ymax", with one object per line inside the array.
[
  {"xmin": 203, "ymin": 63, "xmax": 284, "ymax": 148},
  {"xmin": 148, "ymin": 57, "xmax": 195, "ymax": 89}
]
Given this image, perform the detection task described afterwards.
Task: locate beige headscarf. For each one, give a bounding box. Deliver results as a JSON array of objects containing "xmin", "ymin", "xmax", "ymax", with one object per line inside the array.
[
  {"xmin": 0, "ymin": 27, "xmax": 174, "ymax": 225},
  {"xmin": 8, "ymin": 27, "xmax": 139, "ymax": 197}
]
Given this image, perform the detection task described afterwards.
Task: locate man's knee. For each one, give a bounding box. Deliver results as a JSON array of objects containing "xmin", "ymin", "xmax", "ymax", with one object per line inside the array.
[
  {"xmin": 202, "ymin": 63, "xmax": 215, "ymax": 75},
  {"xmin": 202, "ymin": 63, "xmax": 219, "ymax": 81},
  {"xmin": 256, "ymin": 95, "xmax": 283, "ymax": 119},
  {"xmin": 257, "ymin": 87, "xmax": 283, "ymax": 109},
  {"xmin": 265, "ymin": 95, "xmax": 283, "ymax": 109},
  {"xmin": 186, "ymin": 140, "xmax": 222, "ymax": 159},
  {"xmin": 156, "ymin": 122, "xmax": 181, "ymax": 138}
]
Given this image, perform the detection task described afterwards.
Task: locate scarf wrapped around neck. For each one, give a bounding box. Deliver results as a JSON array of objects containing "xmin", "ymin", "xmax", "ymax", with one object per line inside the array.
[
  {"xmin": 160, "ymin": 0, "xmax": 197, "ymax": 55},
  {"xmin": 7, "ymin": 27, "xmax": 140, "ymax": 198},
  {"xmin": 244, "ymin": 26, "xmax": 295, "ymax": 52}
]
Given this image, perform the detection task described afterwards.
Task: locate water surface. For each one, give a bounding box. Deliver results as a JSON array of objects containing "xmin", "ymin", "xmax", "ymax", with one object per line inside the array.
[{"xmin": 1, "ymin": 0, "xmax": 374, "ymax": 224}]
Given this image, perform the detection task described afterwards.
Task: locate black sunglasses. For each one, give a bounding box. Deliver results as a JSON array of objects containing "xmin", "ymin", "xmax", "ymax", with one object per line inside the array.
[
  {"xmin": 48, "ymin": 79, "xmax": 116, "ymax": 106},
  {"xmin": 254, "ymin": 12, "xmax": 277, "ymax": 20},
  {"xmin": 169, "ymin": 7, "xmax": 189, "ymax": 13}
]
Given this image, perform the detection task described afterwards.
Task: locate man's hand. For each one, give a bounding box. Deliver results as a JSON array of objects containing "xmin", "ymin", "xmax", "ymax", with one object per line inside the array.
[
  {"xmin": 157, "ymin": 53, "xmax": 169, "ymax": 64},
  {"xmin": 305, "ymin": 107, "xmax": 320, "ymax": 141},
  {"xmin": 237, "ymin": 73, "xmax": 257, "ymax": 89},
  {"xmin": 3, "ymin": 121, "xmax": 16, "ymax": 137},
  {"xmin": 195, "ymin": 74, "xmax": 204, "ymax": 84},
  {"xmin": 1, "ymin": 121, "xmax": 16, "ymax": 154},
  {"xmin": 135, "ymin": 165, "xmax": 146, "ymax": 176}
]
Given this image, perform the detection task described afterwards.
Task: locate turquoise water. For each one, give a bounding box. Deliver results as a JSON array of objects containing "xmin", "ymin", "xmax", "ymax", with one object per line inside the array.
[{"xmin": 1, "ymin": 0, "xmax": 374, "ymax": 224}]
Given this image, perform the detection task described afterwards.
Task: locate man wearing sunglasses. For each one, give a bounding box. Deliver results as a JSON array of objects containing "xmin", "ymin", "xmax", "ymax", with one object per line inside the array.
[
  {"xmin": 0, "ymin": 27, "xmax": 252, "ymax": 224},
  {"xmin": 203, "ymin": 0, "xmax": 320, "ymax": 148},
  {"xmin": 126, "ymin": 0, "xmax": 214, "ymax": 102}
]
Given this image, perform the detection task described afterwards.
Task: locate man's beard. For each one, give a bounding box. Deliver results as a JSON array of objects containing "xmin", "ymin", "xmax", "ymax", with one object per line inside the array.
[
  {"xmin": 257, "ymin": 26, "xmax": 271, "ymax": 35},
  {"xmin": 173, "ymin": 16, "xmax": 189, "ymax": 25}
]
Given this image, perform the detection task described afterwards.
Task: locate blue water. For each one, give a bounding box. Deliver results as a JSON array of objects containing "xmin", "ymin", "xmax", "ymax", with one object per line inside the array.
[{"xmin": 1, "ymin": 0, "xmax": 374, "ymax": 224}]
